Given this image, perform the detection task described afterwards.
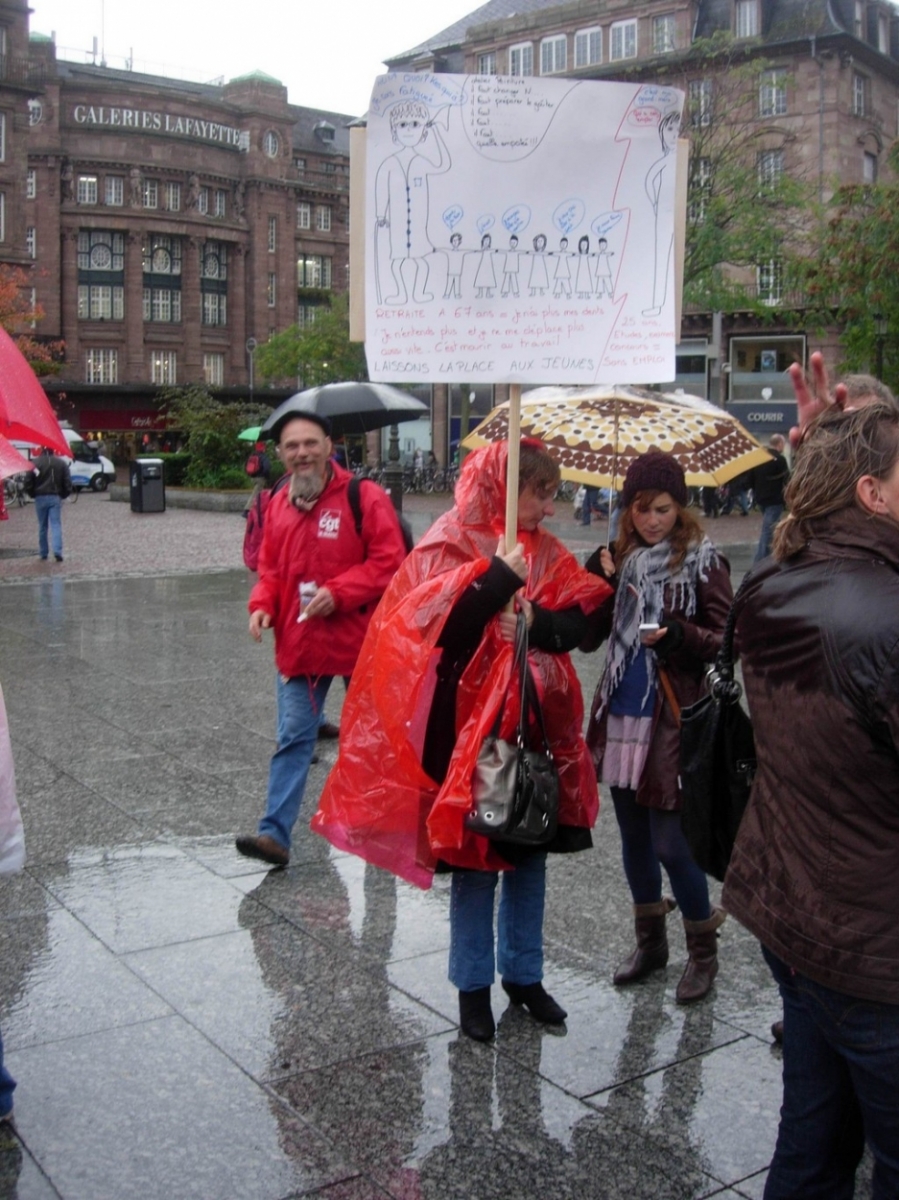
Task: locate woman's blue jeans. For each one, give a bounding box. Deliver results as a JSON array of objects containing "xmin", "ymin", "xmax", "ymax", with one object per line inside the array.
[
  {"xmin": 0, "ymin": 1023, "xmax": 14, "ymax": 1118},
  {"xmin": 448, "ymin": 853, "xmax": 546, "ymax": 992},
  {"xmin": 34, "ymin": 494, "xmax": 63, "ymax": 559},
  {"xmin": 763, "ymin": 947, "xmax": 899, "ymax": 1200},
  {"xmin": 258, "ymin": 673, "xmax": 335, "ymax": 851}
]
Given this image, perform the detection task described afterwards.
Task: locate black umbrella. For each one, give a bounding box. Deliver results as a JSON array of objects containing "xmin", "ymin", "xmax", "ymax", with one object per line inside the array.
[{"xmin": 261, "ymin": 382, "xmax": 428, "ymax": 440}]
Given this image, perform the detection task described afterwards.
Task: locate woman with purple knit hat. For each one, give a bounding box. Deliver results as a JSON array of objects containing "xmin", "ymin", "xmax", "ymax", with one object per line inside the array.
[{"xmin": 583, "ymin": 450, "xmax": 733, "ymax": 1002}]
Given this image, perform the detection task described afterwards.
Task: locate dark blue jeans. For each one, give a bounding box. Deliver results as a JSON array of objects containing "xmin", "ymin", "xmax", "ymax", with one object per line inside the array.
[{"xmin": 763, "ymin": 947, "xmax": 899, "ymax": 1200}]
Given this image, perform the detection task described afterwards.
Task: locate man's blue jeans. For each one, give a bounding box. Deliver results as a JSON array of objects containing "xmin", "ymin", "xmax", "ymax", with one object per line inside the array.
[
  {"xmin": 763, "ymin": 947, "xmax": 899, "ymax": 1200},
  {"xmin": 258, "ymin": 673, "xmax": 335, "ymax": 851},
  {"xmin": 0, "ymin": 1022, "xmax": 14, "ymax": 1118},
  {"xmin": 34, "ymin": 494, "xmax": 63, "ymax": 559},
  {"xmin": 581, "ymin": 485, "xmax": 599, "ymax": 526},
  {"xmin": 754, "ymin": 503, "xmax": 783, "ymax": 563},
  {"xmin": 448, "ymin": 854, "xmax": 546, "ymax": 992}
]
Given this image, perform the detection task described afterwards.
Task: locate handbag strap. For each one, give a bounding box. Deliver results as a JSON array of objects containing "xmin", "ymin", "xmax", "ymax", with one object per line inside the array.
[
  {"xmin": 712, "ymin": 570, "xmax": 756, "ymax": 700},
  {"xmin": 515, "ymin": 613, "xmax": 554, "ymax": 759},
  {"xmin": 657, "ymin": 666, "xmax": 681, "ymax": 730}
]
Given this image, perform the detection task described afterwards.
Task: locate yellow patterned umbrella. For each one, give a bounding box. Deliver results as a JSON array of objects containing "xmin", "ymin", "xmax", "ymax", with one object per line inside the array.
[{"xmin": 463, "ymin": 385, "xmax": 771, "ymax": 489}]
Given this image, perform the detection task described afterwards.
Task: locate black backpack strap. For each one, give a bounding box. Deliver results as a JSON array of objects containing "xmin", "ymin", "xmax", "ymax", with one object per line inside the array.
[{"xmin": 347, "ymin": 475, "xmax": 364, "ymax": 537}]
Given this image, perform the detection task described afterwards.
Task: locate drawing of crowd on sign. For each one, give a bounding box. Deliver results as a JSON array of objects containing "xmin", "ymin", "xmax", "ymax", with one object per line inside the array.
[{"xmin": 365, "ymin": 73, "xmax": 685, "ymax": 386}]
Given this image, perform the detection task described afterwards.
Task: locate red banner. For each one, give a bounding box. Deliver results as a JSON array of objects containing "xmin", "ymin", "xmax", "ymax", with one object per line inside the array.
[{"xmin": 76, "ymin": 407, "xmax": 169, "ymax": 432}]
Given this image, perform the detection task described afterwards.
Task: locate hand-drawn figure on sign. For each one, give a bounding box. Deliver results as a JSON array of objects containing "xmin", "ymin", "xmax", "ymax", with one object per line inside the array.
[
  {"xmin": 444, "ymin": 232, "xmax": 465, "ymax": 299},
  {"xmin": 643, "ymin": 110, "xmax": 679, "ymax": 317},
  {"xmin": 552, "ymin": 236, "xmax": 573, "ymax": 298},
  {"xmin": 528, "ymin": 233, "xmax": 550, "ymax": 297},
  {"xmin": 375, "ymin": 101, "xmax": 451, "ymax": 305},
  {"xmin": 474, "ymin": 232, "xmax": 497, "ymax": 298},
  {"xmin": 575, "ymin": 235, "xmax": 595, "ymax": 299},
  {"xmin": 594, "ymin": 236, "xmax": 616, "ymax": 298},
  {"xmin": 501, "ymin": 234, "xmax": 521, "ymax": 297}
]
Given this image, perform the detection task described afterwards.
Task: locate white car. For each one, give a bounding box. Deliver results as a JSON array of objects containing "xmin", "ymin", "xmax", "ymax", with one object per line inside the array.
[{"xmin": 13, "ymin": 428, "xmax": 117, "ymax": 492}]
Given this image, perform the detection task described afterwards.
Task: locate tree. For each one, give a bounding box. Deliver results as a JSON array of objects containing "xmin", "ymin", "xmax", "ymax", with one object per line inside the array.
[
  {"xmin": 255, "ymin": 293, "xmax": 367, "ymax": 387},
  {"xmin": 801, "ymin": 142, "xmax": 899, "ymax": 391},
  {"xmin": 161, "ymin": 383, "xmax": 269, "ymax": 488},
  {"xmin": 0, "ymin": 264, "xmax": 64, "ymax": 374},
  {"xmin": 658, "ymin": 34, "xmax": 816, "ymax": 313}
]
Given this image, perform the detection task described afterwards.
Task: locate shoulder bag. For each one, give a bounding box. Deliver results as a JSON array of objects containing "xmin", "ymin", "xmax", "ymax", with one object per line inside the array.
[
  {"xmin": 678, "ymin": 578, "xmax": 756, "ymax": 882},
  {"xmin": 465, "ymin": 612, "xmax": 559, "ymax": 847}
]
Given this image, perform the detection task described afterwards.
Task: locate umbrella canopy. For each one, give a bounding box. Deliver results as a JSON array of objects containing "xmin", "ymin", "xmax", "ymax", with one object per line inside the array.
[
  {"xmin": 261, "ymin": 382, "xmax": 428, "ymax": 440},
  {"xmin": 0, "ymin": 327, "xmax": 70, "ymax": 457},
  {"xmin": 0, "ymin": 433, "xmax": 32, "ymax": 480},
  {"xmin": 463, "ymin": 385, "xmax": 771, "ymax": 489},
  {"xmin": 238, "ymin": 426, "xmax": 264, "ymax": 442}
]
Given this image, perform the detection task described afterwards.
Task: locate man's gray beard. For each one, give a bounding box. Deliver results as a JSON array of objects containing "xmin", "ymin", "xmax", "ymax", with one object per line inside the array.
[{"xmin": 290, "ymin": 470, "xmax": 326, "ymax": 504}]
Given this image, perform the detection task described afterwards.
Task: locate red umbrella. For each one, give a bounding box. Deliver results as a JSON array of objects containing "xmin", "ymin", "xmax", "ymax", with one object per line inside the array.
[
  {"xmin": 0, "ymin": 433, "xmax": 32, "ymax": 480},
  {"xmin": 0, "ymin": 326, "xmax": 69, "ymax": 457}
]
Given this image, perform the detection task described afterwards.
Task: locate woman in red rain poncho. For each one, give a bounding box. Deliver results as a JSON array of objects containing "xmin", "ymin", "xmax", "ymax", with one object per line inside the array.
[{"xmin": 312, "ymin": 439, "xmax": 611, "ymax": 1040}]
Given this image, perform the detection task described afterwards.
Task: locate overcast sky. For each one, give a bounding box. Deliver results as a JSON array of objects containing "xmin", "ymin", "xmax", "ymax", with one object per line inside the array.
[{"xmin": 29, "ymin": 0, "xmax": 479, "ymax": 117}]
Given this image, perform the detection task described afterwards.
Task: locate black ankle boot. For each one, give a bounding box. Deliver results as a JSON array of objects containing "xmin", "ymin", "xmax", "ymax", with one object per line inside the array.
[
  {"xmin": 458, "ymin": 987, "xmax": 495, "ymax": 1041},
  {"xmin": 501, "ymin": 980, "xmax": 567, "ymax": 1024}
]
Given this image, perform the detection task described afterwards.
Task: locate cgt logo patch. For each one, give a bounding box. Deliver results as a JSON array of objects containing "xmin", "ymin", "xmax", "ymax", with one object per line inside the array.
[{"xmin": 318, "ymin": 509, "xmax": 341, "ymax": 539}]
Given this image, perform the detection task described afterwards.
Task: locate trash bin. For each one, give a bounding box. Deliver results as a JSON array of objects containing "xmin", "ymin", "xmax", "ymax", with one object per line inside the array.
[{"xmin": 130, "ymin": 457, "xmax": 165, "ymax": 513}]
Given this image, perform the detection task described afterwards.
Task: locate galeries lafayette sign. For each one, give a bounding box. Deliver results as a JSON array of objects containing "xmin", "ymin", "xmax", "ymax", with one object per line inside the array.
[{"xmin": 72, "ymin": 105, "xmax": 244, "ymax": 147}]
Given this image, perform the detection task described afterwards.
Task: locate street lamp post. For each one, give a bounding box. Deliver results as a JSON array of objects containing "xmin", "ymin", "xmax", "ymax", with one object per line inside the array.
[
  {"xmin": 246, "ymin": 337, "xmax": 257, "ymax": 407},
  {"xmin": 874, "ymin": 313, "xmax": 888, "ymax": 380}
]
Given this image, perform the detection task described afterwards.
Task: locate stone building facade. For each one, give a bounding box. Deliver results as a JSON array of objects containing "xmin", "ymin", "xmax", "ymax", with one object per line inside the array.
[
  {"xmin": 2, "ymin": 18, "xmax": 351, "ymax": 444},
  {"xmin": 386, "ymin": 0, "xmax": 899, "ymax": 433}
]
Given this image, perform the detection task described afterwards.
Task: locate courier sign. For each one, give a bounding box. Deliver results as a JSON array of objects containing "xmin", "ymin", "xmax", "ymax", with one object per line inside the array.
[{"xmin": 72, "ymin": 105, "xmax": 243, "ymax": 147}]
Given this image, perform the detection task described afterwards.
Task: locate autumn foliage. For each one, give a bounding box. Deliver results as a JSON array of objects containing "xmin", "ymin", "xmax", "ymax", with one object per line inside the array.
[{"xmin": 0, "ymin": 263, "xmax": 64, "ymax": 375}]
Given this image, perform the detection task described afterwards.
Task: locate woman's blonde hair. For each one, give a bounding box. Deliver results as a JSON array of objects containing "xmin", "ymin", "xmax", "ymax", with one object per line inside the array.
[
  {"xmin": 773, "ymin": 403, "xmax": 899, "ymax": 560},
  {"xmin": 616, "ymin": 490, "xmax": 704, "ymax": 570}
]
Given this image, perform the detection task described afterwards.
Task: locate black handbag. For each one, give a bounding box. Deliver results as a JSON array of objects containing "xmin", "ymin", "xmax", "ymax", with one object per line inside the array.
[
  {"xmin": 678, "ymin": 581, "xmax": 756, "ymax": 882},
  {"xmin": 466, "ymin": 613, "xmax": 560, "ymax": 847}
]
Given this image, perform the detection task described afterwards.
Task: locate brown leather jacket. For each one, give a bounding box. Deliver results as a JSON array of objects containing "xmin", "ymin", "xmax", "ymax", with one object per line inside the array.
[
  {"xmin": 585, "ymin": 549, "xmax": 732, "ymax": 810},
  {"xmin": 723, "ymin": 506, "xmax": 899, "ymax": 1005}
]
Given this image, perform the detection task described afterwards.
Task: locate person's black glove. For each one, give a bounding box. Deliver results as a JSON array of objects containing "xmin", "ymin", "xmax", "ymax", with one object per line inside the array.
[{"xmin": 654, "ymin": 619, "xmax": 685, "ymax": 659}]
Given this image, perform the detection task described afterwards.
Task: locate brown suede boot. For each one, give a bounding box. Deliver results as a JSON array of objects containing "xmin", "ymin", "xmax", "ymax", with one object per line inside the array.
[
  {"xmin": 676, "ymin": 907, "xmax": 727, "ymax": 1004},
  {"xmin": 613, "ymin": 898, "xmax": 678, "ymax": 985}
]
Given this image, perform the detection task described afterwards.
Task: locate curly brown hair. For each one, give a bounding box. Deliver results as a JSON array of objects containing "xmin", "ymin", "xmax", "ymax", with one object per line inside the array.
[{"xmin": 615, "ymin": 489, "xmax": 705, "ymax": 570}]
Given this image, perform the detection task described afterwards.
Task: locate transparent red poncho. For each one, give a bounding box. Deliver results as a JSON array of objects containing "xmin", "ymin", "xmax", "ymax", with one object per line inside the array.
[{"xmin": 311, "ymin": 441, "xmax": 612, "ymax": 888}]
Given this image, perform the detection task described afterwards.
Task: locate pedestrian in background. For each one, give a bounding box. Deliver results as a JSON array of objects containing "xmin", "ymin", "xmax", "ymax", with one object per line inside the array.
[
  {"xmin": 28, "ymin": 448, "xmax": 72, "ymax": 563},
  {"xmin": 750, "ymin": 434, "xmax": 789, "ymax": 562},
  {"xmin": 584, "ymin": 451, "xmax": 732, "ymax": 1003}
]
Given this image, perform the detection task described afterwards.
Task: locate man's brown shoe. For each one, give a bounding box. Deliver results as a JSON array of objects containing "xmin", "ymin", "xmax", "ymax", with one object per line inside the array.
[
  {"xmin": 317, "ymin": 722, "xmax": 340, "ymax": 740},
  {"xmin": 235, "ymin": 834, "xmax": 289, "ymax": 866}
]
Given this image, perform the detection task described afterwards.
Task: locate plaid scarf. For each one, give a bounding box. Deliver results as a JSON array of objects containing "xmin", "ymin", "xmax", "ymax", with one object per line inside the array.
[{"xmin": 600, "ymin": 536, "xmax": 719, "ymax": 709}]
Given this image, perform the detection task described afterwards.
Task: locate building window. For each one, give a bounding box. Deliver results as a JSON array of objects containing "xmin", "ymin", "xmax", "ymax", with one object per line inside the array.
[
  {"xmin": 689, "ymin": 79, "xmax": 713, "ymax": 126},
  {"xmin": 295, "ymin": 157, "xmax": 306, "ymax": 173},
  {"xmin": 26, "ymin": 169, "xmax": 36, "ymax": 199},
  {"xmin": 852, "ymin": 72, "xmax": 870, "ymax": 117},
  {"xmin": 477, "ymin": 52, "xmax": 496, "ymax": 74},
  {"xmin": 142, "ymin": 179, "xmax": 158, "ymax": 209},
  {"xmin": 297, "ymin": 202, "xmax": 311, "ymax": 229},
  {"xmin": 76, "ymin": 175, "xmax": 98, "ymax": 205},
  {"xmin": 78, "ymin": 230, "xmax": 125, "ymax": 272},
  {"xmin": 201, "ymin": 241, "xmax": 228, "ymax": 326},
  {"xmin": 142, "ymin": 235, "xmax": 182, "ymax": 323},
  {"xmin": 105, "ymin": 175, "xmax": 124, "ymax": 206},
  {"xmin": 298, "ymin": 303, "xmax": 322, "ymax": 328},
  {"xmin": 854, "ymin": 0, "xmax": 864, "ymax": 36},
  {"xmin": 150, "ymin": 352, "xmax": 177, "ymax": 385},
  {"xmin": 758, "ymin": 149, "xmax": 784, "ymax": 192},
  {"xmin": 509, "ymin": 42, "xmax": 534, "ymax": 76},
  {"xmin": 0, "ymin": 113, "xmax": 5, "ymax": 162},
  {"xmin": 653, "ymin": 14, "xmax": 677, "ymax": 54},
  {"xmin": 203, "ymin": 353, "xmax": 224, "ymax": 387},
  {"xmin": 25, "ymin": 227, "xmax": 35, "ymax": 258},
  {"xmin": 77, "ymin": 285, "xmax": 124, "ymax": 321},
  {"xmin": 610, "ymin": 19, "xmax": 638, "ymax": 61},
  {"xmin": 575, "ymin": 27, "xmax": 602, "ymax": 67},
  {"xmin": 267, "ymin": 273, "xmax": 276, "ymax": 307},
  {"xmin": 214, "ymin": 189, "xmax": 227, "ymax": 217},
  {"xmin": 297, "ymin": 255, "xmax": 332, "ymax": 288},
  {"xmin": 263, "ymin": 130, "xmax": 280, "ymax": 158},
  {"xmin": 863, "ymin": 150, "xmax": 878, "ymax": 183},
  {"xmin": 688, "ymin": 156, "xmax": 711, "ymax": 223},
  {"xmin": 85, "ymin": 349, "xmax": 118, "ymax": 384},
  {"xmin": 197, "ymin": 187, "xmax": 209, "ymax": 215},
  {"xmin": 27, "ymin": 98, "xmax": 42, "ymax": 126},
  {"xmin": 757, "ymin": 259, "xmax": 783, "ymax": 305},
  {"xmin": 879, "ymin": 12, "xmax": 890, "ymax": 52},
  {"xmin": 759, "ymin": 69, "xmax": 787, "ymax": 118},
  {"xmin": 164, "ymin": 182, "xmax": 181, "ymax": 212},
  {"xmin": 268, "ymin": 215, "xmax": 277, "ymax": 252},
  {"xmin": 0, "ymin": 192, "xmax": 4, "ymax": 241},
  {"xmin": 540, "ymin": 35, "xmax": 567, "ymax": 75},
  {"xmin": 142, "ymin": 234, "xmax": 182, "ymax": 276},
  {"xmin": 316, "ymin": 205, "xmax": 331, "ymax": 232},
  {"xmin": 735, "ymin": 0, "xmax": 759, "ymax": 38}
]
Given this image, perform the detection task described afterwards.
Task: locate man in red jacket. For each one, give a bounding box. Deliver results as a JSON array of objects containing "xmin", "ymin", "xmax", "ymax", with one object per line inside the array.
[{"xmin": 236, "ymin": 413, "xmax": 407, "ymax": 866}]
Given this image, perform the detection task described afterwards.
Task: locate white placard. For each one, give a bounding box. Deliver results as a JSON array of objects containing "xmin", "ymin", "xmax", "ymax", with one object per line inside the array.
[{"xmin": 364, "ymin": 73, "xmax": 684, "ymax": 385}]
